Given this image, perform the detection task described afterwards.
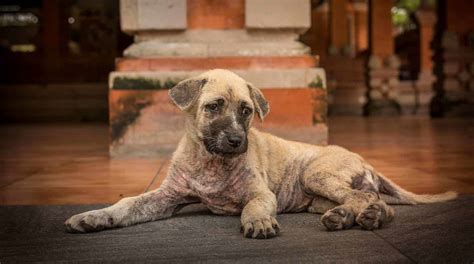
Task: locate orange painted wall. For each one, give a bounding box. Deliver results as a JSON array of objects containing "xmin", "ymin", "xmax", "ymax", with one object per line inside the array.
[{"xmin": 187, "ymin": 0, "xmax": 245, "ymax": 29}]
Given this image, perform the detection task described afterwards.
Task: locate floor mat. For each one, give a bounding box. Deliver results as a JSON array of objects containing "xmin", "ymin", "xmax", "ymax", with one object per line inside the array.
[{"xmin": 1, "ymin": 196, "xmax": 473, "ymax": 263}]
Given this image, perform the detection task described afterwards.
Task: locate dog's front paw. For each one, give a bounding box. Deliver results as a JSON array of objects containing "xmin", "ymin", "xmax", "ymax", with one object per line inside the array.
[
  {"xmin": 241, "ymin": 216, "xmax": 280, "ymax": 239},
  {"xmin": 356, "ymin": 202, "xmax": 394, "ymax": 230},
  {"xmin": 65, "ymin": 210, "xmax": 114, "ymax": 233},
  {"xmin": 321, "ymin": 206, "xmax": 355, "ymax": 231}
]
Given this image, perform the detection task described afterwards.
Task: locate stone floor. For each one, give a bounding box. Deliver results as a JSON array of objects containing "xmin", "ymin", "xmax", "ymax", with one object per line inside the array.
[{"xmin": 0, "ymin": 116, "xmax": 472, "ymax": 205}]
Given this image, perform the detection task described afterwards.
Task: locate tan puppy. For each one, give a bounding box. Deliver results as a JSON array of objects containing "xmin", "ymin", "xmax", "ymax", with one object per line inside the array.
[{"xmin": 65, "ymin": 69, "xmax": 457, "ymax": 238}]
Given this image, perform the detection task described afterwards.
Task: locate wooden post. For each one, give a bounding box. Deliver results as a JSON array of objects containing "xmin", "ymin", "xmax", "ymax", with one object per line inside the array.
[
  {"xmin": 416, "ymin": 10, "xmax": 436, "ymax": 75},
  {"xmin": 41, "ymin": 0, "xmax": 61, "ymax": 83},
  {"xmin": 353, "ymin": 2, "xmax": 368, "ymax": 53},
  {"xmin": 329, "ymin": 0, "xmax": 349, "ymax": 55},
  {"xmin": 368, "ymin": 0, "xmax": 393, "ymax": 60}
]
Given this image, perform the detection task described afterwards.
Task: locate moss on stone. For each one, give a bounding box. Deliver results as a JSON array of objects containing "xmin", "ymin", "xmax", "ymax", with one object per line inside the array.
[
  {"xmin": 111, "ymin": 96, "xmax": 151, "ymax": 142},
  {"xmin": 309, "ymin": 75, "xmax": 325, "ymax": 89},
  {"xmin": 112, "ymin": 77, "xmax": 180, "ymax": 90}
]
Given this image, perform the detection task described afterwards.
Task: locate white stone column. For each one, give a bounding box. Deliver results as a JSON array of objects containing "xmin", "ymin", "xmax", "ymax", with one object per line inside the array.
[{"xmin": 120, "ymin": 0, "xmax": 313, "ymax": 58}]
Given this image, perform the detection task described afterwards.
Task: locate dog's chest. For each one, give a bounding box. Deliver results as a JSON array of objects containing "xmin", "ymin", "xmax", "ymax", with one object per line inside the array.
[{"xmin": 184, "ymin": 158, "xmax": 252, "ymax": 215}]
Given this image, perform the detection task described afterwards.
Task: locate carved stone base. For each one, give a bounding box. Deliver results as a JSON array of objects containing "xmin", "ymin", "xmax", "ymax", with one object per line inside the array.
[
  {"xmin": 364, "ymin": 55, "xmax": 401, "ymax": 115},
  {"xmin": 431, "ymin": 31, "xmax": 474, "ymax": 117}
]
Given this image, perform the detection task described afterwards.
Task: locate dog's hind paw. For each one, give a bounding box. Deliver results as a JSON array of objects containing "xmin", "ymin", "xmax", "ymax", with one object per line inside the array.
[
  {"xmin": 356, "ymin": 201, "xmax": 394, "ymax": 230},
  {"xmin": 321, "ymin": 206, "xmax": 355, "ymax": 231}
]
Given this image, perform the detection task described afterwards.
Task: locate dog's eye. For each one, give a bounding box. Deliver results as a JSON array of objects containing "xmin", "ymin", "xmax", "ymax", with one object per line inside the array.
[
  {"xmin": 205, "ymin": 103, "xmax": 219, "ymax": 112},
  {"xmin": 242, "ymin": 107, "xmax": 252, "ymax": 116}
]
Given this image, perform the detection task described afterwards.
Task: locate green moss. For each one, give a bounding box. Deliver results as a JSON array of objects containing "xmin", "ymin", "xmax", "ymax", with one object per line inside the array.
[
  {"xmin": 309, "ymin": 75, "xmax": 325, "ymax": 89},
  {"xmin": 163, "ymin": 80, "xmax": 177, "ymax": 89},
  {"xmin": 112, "ymin": 77, "xmax": 180, "ymax": 90},
  {"xmin": 110, "ymin": 94, "xmax": 153, "ymax": 142}
]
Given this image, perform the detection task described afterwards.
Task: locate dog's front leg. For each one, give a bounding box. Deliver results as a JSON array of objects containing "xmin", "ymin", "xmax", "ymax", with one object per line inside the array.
[
  {"xmin": 241, "ymin": 190, "xmax": 280, "ymax": 239},
  {"xmin": 65, "ymin": 185, "xmax": 192, "ymax": 233}
]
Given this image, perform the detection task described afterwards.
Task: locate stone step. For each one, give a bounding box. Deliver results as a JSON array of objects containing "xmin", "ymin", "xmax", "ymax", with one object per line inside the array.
[
  {"xmin": 116, "ymin": 56, "xmax": 319, "ymax": 72},
  {"xmin": 326, "ymin": 80, "xmax": 366, "ymax": 116},
  {"xmin": 326, "ymin": 70, "xmax": 366, "ymax": 82},
  {"xmin": 321, "ymin": 56, "xmax": 366, "ymax": 83},
  {"xmin": 109, "ymin": 88, "xmax": 327, "ymax": 158},
  {"xmin": 321, "ymin": 56, "xmax": 366, "ymax": 70},
  {"xmin": 109, "ymin": 68, "xmax": 327, "ymax": 90},
  {"xmin": 124, "ymin": 40, "xmax": 310, "ymax": 58}
]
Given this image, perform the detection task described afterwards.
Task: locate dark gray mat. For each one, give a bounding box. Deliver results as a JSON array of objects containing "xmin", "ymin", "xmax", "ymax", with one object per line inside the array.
[
  {"xmin": 0, "ymin": 196, "xmax": 473, "ymax": 263},
  {"xmin": 374, "ymin": 196, "xmax": 474, "ymax": 263}
]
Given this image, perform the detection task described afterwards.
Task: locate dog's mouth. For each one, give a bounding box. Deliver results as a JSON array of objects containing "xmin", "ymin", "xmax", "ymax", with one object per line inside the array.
[
  {"xmin": 215, "ymin": 147, "xmax": 248, "ymax": 158},
  {"xmin": 202, "ymin": 136, "xmax": 248, "ymax": 158}
]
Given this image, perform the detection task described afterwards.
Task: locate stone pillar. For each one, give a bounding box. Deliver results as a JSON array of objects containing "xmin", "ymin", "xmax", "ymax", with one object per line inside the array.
[
  {"xmin": 412, "ymin": 9, "xmax": 436, "ymax": 114},
  {"xmin": 369, "ymin": 0, "xmax": 393, "ymax": 59},
  {"xmin": 416, "ymin": 10, "xmax": 436, "ymax": 77},
  {"xmin": 431, "ymin": 0, "xmax": 474, "ymax": 117},
  {"xmin": 353, "ymin": 2, "xmax": 368, "ymax": 53},
  {"xmin": 110, "ymin": 0, "xmax": 327, "ymax": 157},
  {"xmin": 364, "ymin": 0, "xmax": 401, "ymax": 116},
  {"xmin": 42, "ymin": 0, "xmax": 61, "ymax": 81},
  {"xmin": 328, "ymin": 0, "xmax": 349, "ymax": 55}
]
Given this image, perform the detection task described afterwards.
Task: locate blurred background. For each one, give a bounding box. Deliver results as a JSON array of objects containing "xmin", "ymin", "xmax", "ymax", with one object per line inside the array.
[
  {"xmin": 0, "ymin": 0, "xmax": 472, "ymax": 205},
  {"xmin": 0, "ymin": 0, "xmax": 132, "ymax": 122},
  {"xmin": 0, "ymin": 0, "xmax": 472, "ymax": 122}
]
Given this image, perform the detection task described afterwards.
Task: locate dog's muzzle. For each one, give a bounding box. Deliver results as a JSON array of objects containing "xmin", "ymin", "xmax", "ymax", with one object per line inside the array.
[
  {"xmin": 203, "ymin": 130, "xmax": 248, "ymax": 157},
  {"xmin": 226, "ymin": 134, "xmax": 243, "ymax": 148}
]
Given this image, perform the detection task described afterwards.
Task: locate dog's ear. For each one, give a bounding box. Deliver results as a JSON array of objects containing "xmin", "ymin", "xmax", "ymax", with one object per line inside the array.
[
  {"xmin": 247, "ymin": 83, "xmax": 269, "ymax": 121},
  {"xmin": 169, "ymin": 77, "xmax": 208, "ymax": 110}
]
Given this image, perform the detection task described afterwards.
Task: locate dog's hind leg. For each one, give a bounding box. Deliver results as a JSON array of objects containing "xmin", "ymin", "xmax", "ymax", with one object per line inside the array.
[
  {"xmin": 305, "ymin": 173, "xmax": 394, "ymax": 230},
  {"xmin": 307, "ymin": 195, "xmax": 339, "ymax": 214},
  {"xmin": 301, "ymin": 148, "xmax": 395, "ymax": 231},
  {"xmin": 303, "ymin": 172, "xmax": 394, "ymax": 231}
]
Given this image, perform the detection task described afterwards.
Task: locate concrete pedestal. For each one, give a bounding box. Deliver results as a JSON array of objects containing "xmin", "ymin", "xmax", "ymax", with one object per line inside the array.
[{"xmin": 110, "ymin": 0, "xmax": 327, "ymax": 157}]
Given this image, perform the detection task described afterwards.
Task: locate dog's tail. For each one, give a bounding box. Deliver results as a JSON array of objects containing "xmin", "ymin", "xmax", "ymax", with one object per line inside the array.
[{"xmin": 366, "ymin": 166, "xmax": 458, "ymax": 205}]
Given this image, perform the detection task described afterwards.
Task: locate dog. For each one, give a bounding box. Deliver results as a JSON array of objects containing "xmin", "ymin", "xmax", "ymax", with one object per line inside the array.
[{"xmin": 65, "ymin": 69, "xmax": 457, "ymax": 238}]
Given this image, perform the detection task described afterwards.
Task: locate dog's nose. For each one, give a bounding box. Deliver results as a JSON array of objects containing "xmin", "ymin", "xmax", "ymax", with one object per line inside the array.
[{"xmin": 226, "ymin": 135, "xmax": 243, "ymax": 148}]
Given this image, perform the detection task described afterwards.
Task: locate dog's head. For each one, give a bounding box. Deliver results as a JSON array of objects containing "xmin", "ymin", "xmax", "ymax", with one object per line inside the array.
[{"xmin": 169, "ymin": 69, "xmax": 269, "ymax": 158}]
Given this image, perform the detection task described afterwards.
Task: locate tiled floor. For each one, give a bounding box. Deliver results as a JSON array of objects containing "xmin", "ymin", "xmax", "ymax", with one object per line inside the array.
[{"xmin": 0, "ymin": 117, "xmax": 472, "ymax": 205}]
